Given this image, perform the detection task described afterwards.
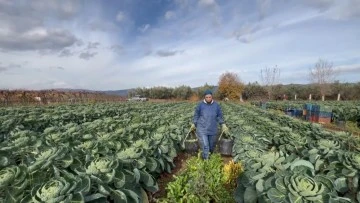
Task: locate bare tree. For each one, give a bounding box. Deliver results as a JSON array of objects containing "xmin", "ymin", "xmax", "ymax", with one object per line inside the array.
[
  {"xmin": 309, "ymin": 58, "xmax": 335, "ymax": 101},
  {"xmin": 260, "ymin": 66, "xmax": 281, "ymax": 100}
]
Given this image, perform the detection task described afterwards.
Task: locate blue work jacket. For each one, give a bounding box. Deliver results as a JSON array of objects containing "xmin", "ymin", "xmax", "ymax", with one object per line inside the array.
[{"xmin": 193, "ymin": 99, "xmax": 224, "ymax": 136}]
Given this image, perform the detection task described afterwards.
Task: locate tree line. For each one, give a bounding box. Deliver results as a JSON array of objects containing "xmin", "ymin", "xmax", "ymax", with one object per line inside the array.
[
  {"xmin": 129, "ymin": 58, "xmax": 360, "ymax": 101},
  {"xmin": 127, "ymin": 84, "xmax": 215, "ymax": 100},
  {"xmin": 242, "ymin": 81, "xmax": 360, "ymax": 101},
  {"xmin": 128, "ymin": 81, "xmax": 360, "ymax": 101},
  {"xmin": 0, "ymin": 90, "xmax": 125, "ymax": 106}
]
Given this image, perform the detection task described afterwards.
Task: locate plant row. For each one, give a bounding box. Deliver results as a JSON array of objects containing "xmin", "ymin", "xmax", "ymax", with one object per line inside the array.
[
  {"xmin": 222, "ymin": 103, "xmax": 360, "ymax": 203},
  {"xmin": 0, "ymin": 103, "xmax": 194, "ymax": 202}
]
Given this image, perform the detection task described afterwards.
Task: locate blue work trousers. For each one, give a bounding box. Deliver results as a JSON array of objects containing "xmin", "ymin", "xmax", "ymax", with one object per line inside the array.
[{"xmin": 197, "ymin": 132, "xmax": 217, "ymax": 159}]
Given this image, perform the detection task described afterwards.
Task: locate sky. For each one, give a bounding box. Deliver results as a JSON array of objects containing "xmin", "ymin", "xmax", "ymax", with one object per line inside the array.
[{"xmin": 0, "ymin": 0, "xmax": 359, "ymax": 90}]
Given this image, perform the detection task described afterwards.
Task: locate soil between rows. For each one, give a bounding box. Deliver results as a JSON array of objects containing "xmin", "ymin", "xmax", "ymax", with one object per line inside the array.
[{"xmin": 149, "ymin": 152, "xmax": 233, "ymax": 202}]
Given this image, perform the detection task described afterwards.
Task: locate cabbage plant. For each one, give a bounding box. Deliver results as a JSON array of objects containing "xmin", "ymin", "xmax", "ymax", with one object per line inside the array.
[
  {"xmin": 84, "ymin": 157, "xmax": 118, "ymax": 184},
  {"xmin": 30, "ymin": 176, "xmax": 85, "ymax": 203}
]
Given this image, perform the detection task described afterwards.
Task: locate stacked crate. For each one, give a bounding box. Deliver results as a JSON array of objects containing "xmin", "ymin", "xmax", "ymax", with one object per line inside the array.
[
  {"xmin": 303, "ymin": 103, "xmax": 332, "ymax": 124},
  {"xmin": 319, "ymin": 112, "xmax": 332, "ymax": 124},
  {"xmin": 285, "ymin": 108, "xmax": 303, "ymax": 118},
  {"xmin": 304, "ymin": 104, "xmax": 319, "ymax": 122},
  {"xmin": 318, "ymin": 106, "xmax": 333, "ymax": 124},
  {"xmin": 304, "ymin": 103, "xmax": 312, "ymax": 121},
  {"xmin": 311, "ymin": 105, "xmax": 320, "ymax": 122}
]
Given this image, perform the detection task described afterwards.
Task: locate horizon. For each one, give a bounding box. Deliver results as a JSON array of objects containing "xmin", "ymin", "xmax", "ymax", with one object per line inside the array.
[
  {"xmin": 0, "ymin": 0, "xmax": 360, "ymax": 90},
  {"xmin": 1, "ymin": 81, "xmax": 360, "ymax": 92}
]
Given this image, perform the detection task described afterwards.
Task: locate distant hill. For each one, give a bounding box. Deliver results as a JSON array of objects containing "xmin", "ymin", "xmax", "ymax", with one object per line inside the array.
[
  {"xmin": 54, "ymin": 88, "xmax": 101, "ymax": 93},
  {"xmin": 0, "ymin": 89, "xmax": 125, "ymax": 105},
  {"xmin": 32, "ymin": 85, "xmax": 220, "ymax": 97},
  {"xmin": 101, "ymin": 86, "xmax": 219, "ymax": 97},
  {"xmin": 54, "ymin": 88, "xmax": 130, "ymax": 96},
  {"xmin": 102, "ymin": 89, "xmax": 132, "ymax": 96}
]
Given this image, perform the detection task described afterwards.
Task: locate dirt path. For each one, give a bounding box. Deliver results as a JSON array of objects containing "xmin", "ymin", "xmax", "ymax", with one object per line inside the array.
[
  {"xmin": 321, "ymin": 123, "xmax": 360, "ymax": 136},
  {"xmin": 322, "ymin": 123, "xmax": 346, "ymax": 132},
  {"xmin": 149, "ymin": 152, "xmax": 192, "ymax": 202},
  {"xmin": 149, "ymin": 152, "xmax": 233, "ymax": 202}
]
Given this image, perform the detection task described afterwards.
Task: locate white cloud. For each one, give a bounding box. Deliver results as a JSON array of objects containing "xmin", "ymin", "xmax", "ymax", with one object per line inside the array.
[
  {"xmin": 301, "ymin": 0, "xmax": 360, "ymax": 20},
  {"xmin": 165, "ymin": 11, "xmax": 176, "ymax": 20},
  {"xmin": 101, "ymin": 0, "xmax": 360, "ymax": 88},
  {"xmin": 325, "ymin": 0, "xmax": 360, "ymax": 20},
  {"xmin": 175, "ymin": 0, "xmax": 190, "ymax": 8},
  {"xmin": 79, "ymin": 51, "xmax": 97, "ymax": 60},
  {"xmin": 90, "ymin": 23, "xmax": 119, "ymax": 35},
  {"xmin": 0, "ymin": 27, "xmax": 79, "ymax": 51},
  {"xmin": 116, "ymin": 11, "xmax": 126, "ymax": 22},
  {"xmin": 302, "ymin": 0, "xmax": 335, "ymax": 10},
  {"xmin": 0, "ymin": 0, "xmax": 81, "ymax": 52},
  {"xmin": 156, "ymin": 49, "xmax": 184, "ymax": 57},
  {"xmin": 0, "ymin": 0, "xmax": 359, "ymax": 90},
  {"xmin": 335, "ymin": 64, "xmax": 360, "ymax": 74},
  {"xmin": 29, "ymin": 0, "xmax": 80, "ymax": 19},
  {"xmin": 257, "ymin": 0, "xmax": 272, "ymax": 19},
  {"xmin": 198, "ymin": 0, "xmax": 216, "ymax": 7},
  {"xmin": 138, "ymin": 24, "xmax": 150, "ymax": 33}
]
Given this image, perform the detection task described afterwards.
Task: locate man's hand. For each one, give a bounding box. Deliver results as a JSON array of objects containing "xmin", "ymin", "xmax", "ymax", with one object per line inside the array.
[
  {"xmin": 190, "ymin": 123, "xmax": 196, "ymax": 132},
  {"xmin": 221, "ymin": 124, "xmax": 229, "ymax": 134}
]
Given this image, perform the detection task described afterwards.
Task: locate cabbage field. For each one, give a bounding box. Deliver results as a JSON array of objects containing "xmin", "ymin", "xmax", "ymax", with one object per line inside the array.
[
  {"xmin": 1, "ymin": 102, "xmax": 360, "ymax": 202},
  {"xmin": 0, "ymin": 103, "xmax": 193, "ymax": 202},
  {"xmin": 224, "ymin": 103, "xmax": 360, "ymax": 202},
  {"xmin": 252, "ymin": 101, "xmax": 360, "ymax": 123}
]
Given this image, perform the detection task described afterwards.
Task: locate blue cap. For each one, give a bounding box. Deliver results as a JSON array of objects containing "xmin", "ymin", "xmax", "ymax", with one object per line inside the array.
[{"xmin": 204, "ymin": 89, "xmax": 212, "ymax": 96}]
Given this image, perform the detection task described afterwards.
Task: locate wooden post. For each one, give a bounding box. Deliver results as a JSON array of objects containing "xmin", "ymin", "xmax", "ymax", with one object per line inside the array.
[
  {"xmin": 295, "ymin": 94, "xmax": 297, "ymax": 100},
  {"xmin": 309, "ymin": 94, "xmax": 312, "ymax": 101},
  {"xmin": 337, "ymin": 93, "xmax": 341, "ymax": 101},
  {"xmin": 322, "ymin": 95, "xmax": 325, "ymax": 101}
]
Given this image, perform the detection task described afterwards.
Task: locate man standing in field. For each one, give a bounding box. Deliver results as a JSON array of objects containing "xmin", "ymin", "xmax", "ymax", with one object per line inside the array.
[{"xmin": 190, "ymin": 90, "xmax": 229, "ymax": 159}]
